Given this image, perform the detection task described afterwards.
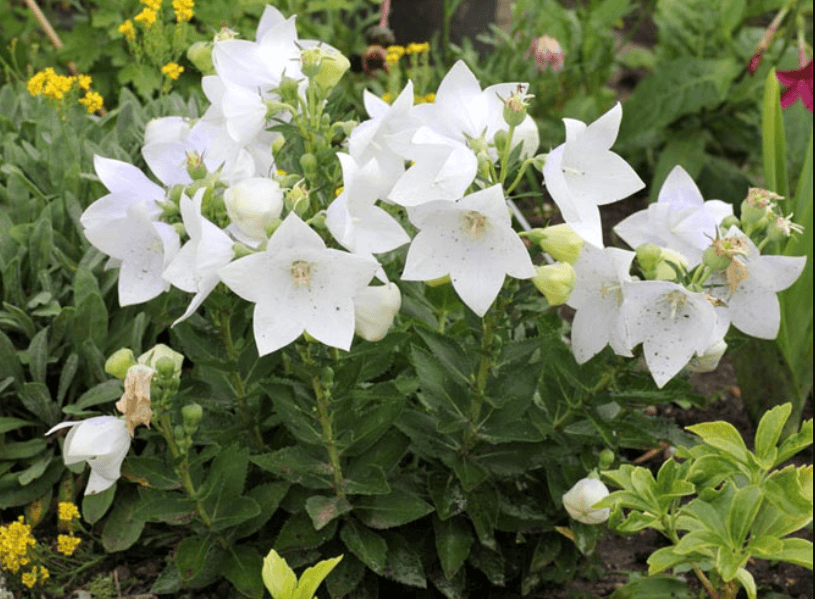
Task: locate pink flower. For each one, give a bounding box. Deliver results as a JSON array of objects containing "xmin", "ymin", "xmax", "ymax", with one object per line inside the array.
[
  {"xmin": 526, "ymin": 35, "xmax": 564, "ymax": 73},
  {"xmin": 776, "ymin": 61, "xmax": 813, "ymax": 111},
  {"xmin": 747, "ymin": 51, "xmax": 764, "ymax": 76}
]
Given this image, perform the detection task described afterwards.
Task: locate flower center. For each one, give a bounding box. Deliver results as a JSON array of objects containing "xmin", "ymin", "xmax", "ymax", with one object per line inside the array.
[
  {"xmin": 461, "ymin": 211, "xmax": 489, "ymax": 239},
  {"xmin": 665, "ymin": 290, "xmax": 687, "ymax": 319},
  {"xmin": 600, "ymin": 283, "xmax": 623, "ymax": 305},
  {"xmin": 291, "ymin": 260, "xmax": 312, "ymax": 288}
]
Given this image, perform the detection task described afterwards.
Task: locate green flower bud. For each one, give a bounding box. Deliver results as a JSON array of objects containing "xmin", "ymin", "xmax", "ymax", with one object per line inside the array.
[
  {"xmin": 532, "ymin": 262, "xmax": 575, "ymax": 306},
  {"xmin": 492, "ymin": 130, "xmax": 508, "ymax": 154},
  {"xmin": 720, "ymin": 215, "xmax": 740, "ymax": 230},
  {"xmin": 272, "ymin": 135, "xmax": 286, "ymax": 156},
  {"xmin": 426, "ymin": 274, "xmax": 451, "ymax": 287},
  {"xmin": 105, "ymin": 348, "xmax": 137, "ymax": 380},
  {"xmin": 285, "ymin": 180, "xmax": 311, "ymax": 216},
  {"xmin": 181, "ymin": 403, "xmax": 203, "ymax": 434},
  {"xmin": 740, "ymin": 199, "xmax": 771, "ymax": 228},
  {"xmin": 187, "ymin": 41, "xmax": 214, "ymax": 76},
  {"xmin": 502, "ymin": 89, "xmax": 531, "ymax": 127},
  {"xmin": 598, "ymin": 449, "xmax": 615, "ymax": 470},
  {"xmin": 321, "ymin": 366, "xmax": 334, "ymax": 389},
  {"xmin": 476, "ymin": 151, "xmax": 492, "ymax": 179},
  {"xmin": 314, "ymin": 48, "xmax": 350, "ymax": 90},
  {"xmin": 264, "ymin": 100, "xmax": 291, "ymax": 118},
  {"xmin": 635, "ymin": 243, "xmax": 663, "ymax": 277},
  {"xmin": 655, "ymin": 248, "xmax": 688, "ymax": 281},
  {"xmin": 277, "ymin": 75, "xmax": 301, "ymax": 106},
  {"xmin": 702, "ymin": 245, "xmax": 731, "ymax": 271},
  {"xmin": 300, "ymin": 153, "xmax": 318, "ymax": 180},
  {"xmin": 536, "ymin": 224, "xmax": 584, "ymax": 264},
  {"xmin": 155, "ymin": 356, "xmax": 177, "ymax": 379}
]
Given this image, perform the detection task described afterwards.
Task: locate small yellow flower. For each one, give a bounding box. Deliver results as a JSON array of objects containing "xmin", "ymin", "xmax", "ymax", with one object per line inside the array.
[
  {"xmin": 141, "ymin": 0, "xmax": 161, "ymax": 10},
  {"xmin": 79, "ymin": 91, "xmax": 104, "ymax": 113},
  {"xmin": 161, "ymin": 62, "xmax": 184, "ymax": 80},
  {"xmin": 134, "ymin": 7, "xmax": 157, "ymax": 28},
  {"xmin": 172, "ymin": 0, "xmax": 194, "ymax": 22},
  {"xmin": 382, "ymin": 92, "xmax": 392, "ymax": 103},
  {"xmin": 385, "ymin": 45, "xmax": 405, "ymax": 63},
  {"xmin": 406, "ymin": 42, "xmax": 430, "ymax": 54},
  {"xmin": 58, "ymin": 501, "xmax": 81, "ymax": 522},
  {"xmin": 77, "ymin": 74, "xmax": 92, "ymax": 90},
  {"xmin": 423, "ymin": 92, "xmax": 436, "ymax": 103},
  {"xmin": 119, "ymin": 19, "xmax": 136, "ymax": 40},
  {"xmin": 22, "ymin": 571, "xmax": 37, "ymax": 588},
  {"xmin": 57, "ymin": 534, "xmax": 82, "ymax": 557},
  {"xmin": 335, "ymin": 186, "xmax": 344, "ymax": 197},
  {"xmin": 27, "ymin": 71, "xmax": 47, "ymax": 96},
  {"xmin": 0, "ymin": 516, "xmax": 36, "ymax": 574}
]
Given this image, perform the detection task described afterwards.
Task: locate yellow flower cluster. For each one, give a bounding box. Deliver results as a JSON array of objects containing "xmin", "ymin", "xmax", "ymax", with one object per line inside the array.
[
  {"xmin": 385, "ymin": 45, "xmax": 405, "ymax": 64},
  {"xmin": 134, "ymin": 7, "xmax": 157, "ymax": 28},
  {"xmin": 415, "ymin": 92, "xmax": 435, "ymax": 103},
  {"xmin": 161, "ymin": 62, "xmax": 184, "ymax": 80},
  {"xmin": 406, "ymin": 42, "xmax": 430, "ymax": 54},
  {"xmin": 20, "ymin": 565, "xmax": 49, "ymax": 589},
  {"xmin": 172, "ymin": 0, "xmax": 194, "ymax": 23},
  {"xmin": 27, "ymin": 68, "xmax": 103, "ymax": 113},
  {"xmin": 0, "ymin": 517, "xmax": 35, "ymax": 574},
  {"xmin": 119, "ymin": 19, "xmax": 136, "ymax": 41},
  {"xmin": 57, "ymin": 502, "xmax": 80, "ymax": 523},
  {"xmin": 56, "ymin": 534, "xmax": 82, "ymax": 557},
  {"xmin": 141, "ymin": 0, "xmax": 162, "ymax": 10},
  {"xmin": 26, "ymin": 68, "xmax": 74, "ymax": 100}
]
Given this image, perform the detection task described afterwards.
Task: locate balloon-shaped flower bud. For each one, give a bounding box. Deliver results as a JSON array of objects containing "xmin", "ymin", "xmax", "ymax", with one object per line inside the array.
[
  {"xmin": 354, "ymin": 283, "xmax": 402, "ymax": 342},
  {"xmin": 213, "ymin": 26, "xmax": 237, "ymax": 42},
  {"xmin": 300, "ymin": 153, "xmax": 318, "ymax": 181},
  {"xmin": 703, "ymin": 235, "xmax": 749, "ymax": 272},
  {"xmin": 277, "ymin": 75, "xmax": 301, "ymax": 106},
  {"xmin": 105, "ymin": 348, "xmax": 137, "ymax": 380},
  {"xmin": 532, "ymin": 262, "xmax": 575, "ymax": 306},
  {"xmin": 741, "ymin": 187, "xmax": 782, "ymax": 227},
  {"xmin": 598, "ymin": 449, "xmax": 615, "ymax": 470},
  {"xmin": 187, "ymin": 41, "xmax": 214, "ymax": 75},
  {"xmin": 562, "ymin": 478, "xmax": 610, "ymax": 524},
  {"xmin": 654, "ymin": 248, "xmax": 688, "ymax": 281},
  {"xmin": 635, "ymin": 243, "xmax": 663, "ymax": 278},
  {"xmin": 529, "ymin": 224, "xmax": 584, "ymax": 264},
  {"xmin": 685, "ymin": 338, "xmax": 727, "ymax": 373},
  {"xmin": 526, "ymin": 35, "xmax": 564, "ymax": 73},
  {"xmin": 181, "ymin": 403, "xmax": 203, "ymax": 434},
  {"xmin": 224, "ymin": 178, "xmax": 284, "ymax": 241},
  {"xmin": 766, "ymin": 213, "xmax": 804, "ymax": 242},
  {"xmin": 314, "ymin": 48, "xmax": 351, "ymax": 90}
]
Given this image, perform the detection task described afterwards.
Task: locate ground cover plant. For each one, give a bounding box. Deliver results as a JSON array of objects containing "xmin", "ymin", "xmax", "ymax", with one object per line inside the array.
[{"xmin": 0, "ymin": 1, "xmax": 812, "ymax": 598}]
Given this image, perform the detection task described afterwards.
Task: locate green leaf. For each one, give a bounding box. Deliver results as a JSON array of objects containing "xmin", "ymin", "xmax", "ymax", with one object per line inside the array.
[
  {"xmin": 754, "ymin": 537, "xmax": 813, "ymax": 569},
  {"xmin": 467, "ymin": 544, "xmax": 505, "ymax": 587},
  {"xmin": 0, "ymin": 439, "xmax": 47, "ymax": 460},
  {"xmin": 21, "ymin": 382, "xmax": 59, "ymax": 427},
  {"xmin": 133, "ymin": 489, "xmax": 195, "ymax": 525},
  {"xmin": 647, "ymin": 546, "xmax": 693, "ymax": 574},
  {"xmin": 293, "ymin": 554, "xmax": 343, "ymax": 599},
  {"xmin": 716, "ymin": 546, "xmax": 749, "ymax": 581},
  {"xmin": 610, "ymin": 575, "xmax": 692, "ymax": 599},
  {"xmin": 222, "ymin": 545, "xmax": 265, "ymax": 599},
  {"xmin": 0, "ymin": 417, "xmax": 35, "ymax": 434},
  {"xmin": 56, "ymin": 352, "xmax": 79, "ymax": 405},
  {"xmin": 415, "ymin": 328, "xmax": 473, "ymax": 387},
  {"xmin": 342, "ymin": 464, "xmax": 390, "ymax": 496},
  {"xmin": 433, "ymin": 515, "xmax": 474, "ymax": 580},
  {"xmin": 675, "ymin": 529, "xmax": 727, "ymax": 555},
  {"xmin": 261, "ymin": 549, "xmax": 296, "ymax": 599},
  {"xmin": 762, "ymin": 68, "xmax": 789, "ymax": 198},
  {"xmin": 428, "ymin": 473, "xmax": 466, "ymax": 520},
  {"xmin": 275, "ymin": 511, "xmax": 338, "ymax": 552},
  {"xmin": 465, "ymin": 484, "xmax": 498, "ymax": 550},
  {"xmin": 775, "ymin": 418, "xmax": 813, "ymax": 465},
  {"xmin": 763, "ymin": 465, "xmax": 812, "ymax": 515},
  {"xmin": 726, "ymin": 485, "xmax": 763, "ymax": 546},
  {"xmin": 755, "ymin": 403, "xmax": 791, "ymax": 466},
  {"xmin": 384, "ymin": 532, "xmax": 427, "ymax": 588},
  {"xmin": 325, "ymin": 554, "xmax": 365, "ymax": 599},
  {"xmin": 734, "ymin": 567, "xmax": 757, "ymax": 599},
  {"xmin": 82, "ymin": 484, "xmax": 116, "ymax": 524},
  {"xmin": 210, "ymin": 496, "xmax": 261, "ymax": 532},
  {"xmin": 63, "ymin": 379, "xmax": 123, "ymax": 415},
  {"xmin": 250, "ymin": 447, "xmax": 333, "ymax": 490},
  {"xmin": 339, "ymin": 518, "xmax": 388, "ymax": 575},
  {"xmin": 121, "ymin": 456, "xmax": 181, "ymax": 490},
  {"xmin": 176, "ymin": 534, "xmax": 217, "ymax": 584},
  {"xmin": 305, "ymin": 494, "xmax": 353, "ymax": 531},
  {"xmin": 27, "ymin": 327, "xmax": 48, "ymax": 385},
  {"xmin": 686, "ymin": 421, "xmax": 749, "ymax": 463},
  {"xmin": 355, "ymin": 489, "xmax": 434, "ymax": 530},
  {"xmin": 101, "ymin": 486, "xmax": 145, "ymax": 552},
  {"xmin": 234, "ymin": 482, "xmax": 290, "ymax": 540}
]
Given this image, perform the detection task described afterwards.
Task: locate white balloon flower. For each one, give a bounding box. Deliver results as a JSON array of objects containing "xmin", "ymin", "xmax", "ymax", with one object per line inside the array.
[
  {"xmin": 562, "ymin": 478, "xmax": 611, "ymax": 524},
  {"xmin": 46, "ymin": 416, "xmax": 131, "ymax": 495}
]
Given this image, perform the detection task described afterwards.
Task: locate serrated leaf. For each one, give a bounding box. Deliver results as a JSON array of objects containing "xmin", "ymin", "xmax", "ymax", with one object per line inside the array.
[
  {"xmin": 433, "ymin": 515, "xmax": 473, "ymax": 580},
  {"xmin": 121, "ymin": 456, "xmax": 181, "ymax": 490},
  {"xmin": 221, "ymin": 545, "xmax": 265, "ymax": 599},
  {"xmin": 326, "ymin": 554, "xmax": 365, "ymax": 599},
  {"xmin": 251, "ymin": 447, "xmax": 333, "ymax": 490},
  {"xmin": 275, "ymin": 511, "xmax": 338, "ymax": 552},
  {"xmin": 339, "ymin": 518, "xmax": 388, "ymax": 575},
  {"xmin": 355, "ymin": 489, "xmax": 434, "ymax": 530},
  {"xmin": 305, "ymin": 494, "xmax": 353, "ymax": 531},
  {"xmin": 384, "ymin": 532, "xmax": 426, "ymax": 588}
]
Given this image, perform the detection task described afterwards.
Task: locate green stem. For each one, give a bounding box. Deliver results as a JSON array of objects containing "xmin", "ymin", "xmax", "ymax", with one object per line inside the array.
[
  {"xmin": 505, "ymin": 159, "xmax": 532, "ymax": 195},
  {"xmin": 219, "ymin": 311, "xmax": 264, "ymax": 449},
  {"xmin": 156, "ymin": 415, "xmax": 213, "ymax": 527},
  {"xmin": 692, "ymin": 563, "xmax": 720, "ymax": 599},
  {"xmin": 312, "ymin": 375, "xmax": 345, "ymax": 499},
  {"xmin": 499, "ymin": 123, "xmax": 516, "ymax": 186},
  {"xmin": 462, "ymin": 312, "xmax": 497, "ymax": 453}
]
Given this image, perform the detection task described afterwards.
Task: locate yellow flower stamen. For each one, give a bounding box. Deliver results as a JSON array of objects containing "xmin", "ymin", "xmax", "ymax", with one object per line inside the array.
[{"xmin": 161, "ymin": 62, "xmax": 184, "ymax": 80}]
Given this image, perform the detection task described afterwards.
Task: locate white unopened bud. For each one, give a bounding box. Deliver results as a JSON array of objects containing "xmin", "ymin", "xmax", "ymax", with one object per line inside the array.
[
  {"xmin": 353, "ymin": 283, "xmax": 402, "ymax": 342},
  {"xmin": 685, "ymin": 338, "xmax": 727, "ymax": 373},
  {"xmin": 562, "ymin": 478, "xmax": 610, "ymax": 524},
  {"xmin": 224, "ymin": 178, "xmax": 284, "ymax": 241}
]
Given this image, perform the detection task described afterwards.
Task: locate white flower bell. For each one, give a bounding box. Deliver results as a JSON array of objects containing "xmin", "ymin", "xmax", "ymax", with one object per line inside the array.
[
  {"xmin": 46, "ymin": 416, "xmax": 131, "ymax": 495},
  {"xmin": 353, "ymin": 283, "xmax": 402, "ymax": 342},
  {"xmin": 224, "ymin": 178, "xmax": 284, "ymax": 242},
  {"xmin": 562, "ymin": 478, "xmax": 611, "ymax": 524}
]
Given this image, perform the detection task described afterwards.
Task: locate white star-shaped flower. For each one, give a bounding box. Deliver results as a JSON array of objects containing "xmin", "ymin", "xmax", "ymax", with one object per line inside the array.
[
  {"xmin": 218, "ymin": 213, "xmax": 379, "ymax": 355},
  {"xmin": 614, "ymin": 166, "xmax": 733, "ymax": 265},
  {"xmin": 706, "ymin": 226, "xmax": 806, "ymax": 339},
  {"xmin": 621, "ymin": 280, "xmax": 717, "ymax": 388},
  {"xmin": 84, "ymin": 200, "xmax": 180, "ymax": 306},
  {"xmin": 163, "ymin": 191, "xmax": 235, "ymax": 325},
  {"xmin": 542, "ymin": 103, "xmax": 644, "ymax": 247},
  {"xmin": 326, "ymin": 154, "xmax": 409, "ymax": 254},
  {"xmin": 80, "ymin": 155, "xmax": 164, "ymax": 230},
  {"xmin": 402, "ymin": 184, "xmax": 535, "ymax": 316},
  {"xmin": 566, "ymin": 243, "xmax": 636, "ymax": 363}
]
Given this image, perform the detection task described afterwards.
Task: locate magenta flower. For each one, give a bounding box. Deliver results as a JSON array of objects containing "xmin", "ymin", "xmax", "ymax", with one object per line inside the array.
[
  {"xmin": 525, "ymin": 35, "xmax": 564, "ymax": 73},
  {"xmin": 776, "ymin": 61, "xmax": 813, "ymax": 111}
]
